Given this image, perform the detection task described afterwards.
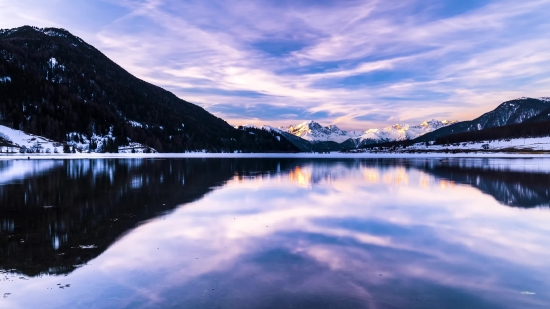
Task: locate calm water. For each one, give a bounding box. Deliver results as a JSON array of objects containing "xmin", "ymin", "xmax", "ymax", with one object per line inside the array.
[{"xmin": 1, "ymin": 158, "xmax": 550, "ymax": 309}]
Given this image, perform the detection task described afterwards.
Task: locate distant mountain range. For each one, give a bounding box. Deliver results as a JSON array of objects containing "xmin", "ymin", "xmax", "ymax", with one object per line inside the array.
[
  {"xmin": 238, "ymin": 119, "xmax": 457, "ymax": 152},
  {"xmin": 237, "ymin": 96, "xmax": 550, "ymax": 152}
]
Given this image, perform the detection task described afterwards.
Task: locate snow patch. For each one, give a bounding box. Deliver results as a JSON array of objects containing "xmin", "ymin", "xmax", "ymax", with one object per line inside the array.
[
  {"xmin": 42, "ymin": 30, "xmax": 68, "ymax": 38},
  {"xmin": 404, "ymin": 136, "xmax": 550, "ymax": 152},
  {"xmin": 0, "ymin": 76, "xmax": 11, "ymax": 83},
  {"xmin": 129, "ymin": 121, "xmax": 143, "ymax": 128},
  {"xmin": 48, "ymin": 57, "xmax": 58, "ymax": 68},
  {"xmin": 0, "ymin": 125, "xmax": 59, "ymax": 153}
]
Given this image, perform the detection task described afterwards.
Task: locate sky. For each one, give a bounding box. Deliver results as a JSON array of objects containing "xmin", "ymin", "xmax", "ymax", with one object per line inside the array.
[{"xmin": 0, "ymin": 0, "xmax": 550, "ymax": 130}]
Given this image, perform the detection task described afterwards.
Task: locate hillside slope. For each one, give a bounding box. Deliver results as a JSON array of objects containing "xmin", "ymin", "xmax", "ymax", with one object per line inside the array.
[
  {"xmin": 0, "ymin": 26, "xmax": 297, "ymax": 153},
  {"xmin": 415, "ymin": 98, "xmax": 550, "ymax": 142}
]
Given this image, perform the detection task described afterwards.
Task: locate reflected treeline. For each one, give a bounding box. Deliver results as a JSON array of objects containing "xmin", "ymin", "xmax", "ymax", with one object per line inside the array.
[
  {"xmin": 0, "ymin": 158, "xmax": 297, "ymax": 277},
  {"xmin": 260, "ymin": 158, "xmax": 550, "ymax": 209},
  {"xmin": 409, "ymin": 159, "xmax": 550, "ymax": 208},
  {"xmin": 1, "ymin": 157, "xmax": 549, "ymax": 277}
]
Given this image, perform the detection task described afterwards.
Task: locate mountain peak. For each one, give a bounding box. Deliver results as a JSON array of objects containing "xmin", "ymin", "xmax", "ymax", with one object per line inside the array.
[{"xmin": 283, "ymin": 121, "xmax": 361, "ymax": 143}]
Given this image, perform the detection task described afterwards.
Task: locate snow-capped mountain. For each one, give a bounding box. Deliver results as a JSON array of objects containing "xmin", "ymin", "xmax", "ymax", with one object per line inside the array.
[
  {"xmin": 357, "ymin": 119, "xmax": 456, "ymax": 146},
  {"xmin": 280, "ymin": 121, "xmax": 363, "ymax": 143},
  {"xmin": 276, "ymin": 120, "xmax": 455, "ymax": 146}
]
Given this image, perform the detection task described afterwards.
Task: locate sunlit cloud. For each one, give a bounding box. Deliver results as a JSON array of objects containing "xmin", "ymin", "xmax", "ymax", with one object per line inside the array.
[{"xmin": 1, "ymin": 0, "xmax": 549, "ymax": 129}]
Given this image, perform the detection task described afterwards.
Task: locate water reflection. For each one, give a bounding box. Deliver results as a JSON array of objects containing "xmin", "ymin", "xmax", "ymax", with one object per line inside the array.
[{"xmin": 0, "ymin": 158, "xmax": 550, "ymax": 308}]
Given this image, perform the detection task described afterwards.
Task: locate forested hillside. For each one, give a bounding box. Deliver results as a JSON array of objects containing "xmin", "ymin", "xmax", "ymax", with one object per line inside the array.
[
  {"xmin": 415, "ymin": 98, "xmax": 550, "ymax": 142},
  {"xmin": 434, "ymin": 120, "xmax": 550, "ymax": 145},
  {"xmin": 0, "ymin": 26, "xmax": 298, "ymax": 153}
]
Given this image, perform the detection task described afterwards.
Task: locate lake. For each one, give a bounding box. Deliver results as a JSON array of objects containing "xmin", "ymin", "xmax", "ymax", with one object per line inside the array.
[{"xmin": 1, "ymin": 157, "xmax": 550, "ymax": 308}]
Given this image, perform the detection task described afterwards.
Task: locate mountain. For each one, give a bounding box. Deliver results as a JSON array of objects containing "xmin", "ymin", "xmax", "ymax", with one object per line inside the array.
[
  {"xmin": 0, "ymin": 158, "xmax": 300, "ymax": 276},
  {"xmin": 433, "ymin": 119, "xmax": 550, "ymax": 146},
  {"xmin": 275, "ymin": 119, "xmax": 455, "ymax": 149},
  {"xmin": 0, "ymin": 26, "xmax": 298, "ymax": 153},
  {"xmin": 232, "ymin": 120, "xmax": 457, "ymax": 152},
  {"xmin": 415, "ymin": 98, "xmax": 550, "ymax": 142},
  {"xmin": 281, "ymin": 121, "xmax": 363, "ymax": 143},
  {"xmin": 407, "ymin": 160, "xmax": 550, "ymax": 208},
  {"xmin": 523, "ymin": 98, "xmax": 550, "ymax": 123},
  {"xmin": 356, "ymin": 119, "xmax": 456, "ymax": 146}
]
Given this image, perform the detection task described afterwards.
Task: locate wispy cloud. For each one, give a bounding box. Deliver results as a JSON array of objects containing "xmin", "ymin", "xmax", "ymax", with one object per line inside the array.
[{"xmin": 1, "ymin": 0, "xmax": 549, "ymax": 129}]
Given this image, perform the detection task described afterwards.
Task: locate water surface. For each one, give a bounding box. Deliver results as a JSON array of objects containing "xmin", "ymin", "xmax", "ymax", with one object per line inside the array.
[{"xmin": 1, "ymin": 158, "xmax": 550, "ymax": 308}]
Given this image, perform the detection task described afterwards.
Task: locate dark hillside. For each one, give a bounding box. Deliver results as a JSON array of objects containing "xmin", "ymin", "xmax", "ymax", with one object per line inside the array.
[
  {"xmin": 415, "ymin": 98, "xmax": 550, "ymax": 142},
  {"xmin": 434, "ymin": 120, "xmax": 550, "ymax": 145},
  {"xmin": 0, "ymin": 26, "xmax": 298, "ymax": 153}
]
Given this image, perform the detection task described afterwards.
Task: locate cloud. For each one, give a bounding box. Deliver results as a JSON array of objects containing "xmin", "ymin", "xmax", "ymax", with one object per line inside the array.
[{"xmin": 1, "ymin": 0, "xmax": 550, "ymax": 130}]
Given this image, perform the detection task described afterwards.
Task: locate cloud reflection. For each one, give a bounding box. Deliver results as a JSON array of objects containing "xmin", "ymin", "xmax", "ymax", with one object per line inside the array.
[{"xmin": 4, "ymin": 158, "xmax": 550, "ymax": 309}]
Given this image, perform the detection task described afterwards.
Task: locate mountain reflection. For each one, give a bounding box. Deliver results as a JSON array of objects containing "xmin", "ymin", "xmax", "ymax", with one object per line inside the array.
[
  {"xmin": 282, "ymin": 158, "xmax": 550, "ymax": 209},
  {"xmin": 0, "ymin": 158, "xmax": 294, "ymax": 276},
  {"xmin": 1, "ymin": 157, "xmax": 549, "ymax": 278},
  {"xmin": 411, "ymin": 159, "xmax": 550, "ymax": 208}
]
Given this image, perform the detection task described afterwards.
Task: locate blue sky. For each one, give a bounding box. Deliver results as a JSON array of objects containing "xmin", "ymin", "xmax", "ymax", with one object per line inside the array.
[{"xmin": 1, "ymin": 0, "xmax": 549, "ymax": 130}]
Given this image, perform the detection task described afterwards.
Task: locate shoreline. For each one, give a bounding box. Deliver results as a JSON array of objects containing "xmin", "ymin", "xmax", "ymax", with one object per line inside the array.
[{"xmin": 3, "ymin": 152, "xmax": 550, "ymax": 159}]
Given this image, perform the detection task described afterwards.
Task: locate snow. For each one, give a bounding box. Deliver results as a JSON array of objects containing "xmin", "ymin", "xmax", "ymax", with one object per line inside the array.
[
  {"xmin": 129, "ymin": 121, "xmax": 143, "ymax": 128},
  {"xmin": 262, "ymin": 125, "xmax": 282, "ymax": 133},
  {"xmin": 42, "ymin": 30, "xmax": 68, "ymax": 38},
  {"xmin": 280, "ymin": 121, "xmax": 363, "ymax": 143},
  {"xmin": 66, "ymin": 130, "xmax": 154, "ymax": 153},
  {"xmin": 119, "ymin": 143, "xmax": 158, "ymax": 153},
  {"xmin": 271, "ymin": 119, "xmax": 456, "ymax": 145},
  {"xmin": 0, "ymin": 125, "xmax": 60, "ymax": 153},
  {"xmin": 0, "ymin": 76, "xmax": 11, "ymax": 83},
  {"xmin": 405, "ymin": 136, "xmax": 550, "ymax": 152},
  {"xmin": 358, "ymin": 119, "xmax": 456, "ymax": 144},
  {"xmin": 0, "ymin": 125, "xmax": 155, "ymax": 154},
  {"xmin": 48, "ymin": 57, "xmax": 58, "ymax": 68}
]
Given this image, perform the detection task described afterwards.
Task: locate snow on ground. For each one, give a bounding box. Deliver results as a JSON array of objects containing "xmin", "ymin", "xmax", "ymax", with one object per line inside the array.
[
  {"xmin": 0, "ymin": 124, "xmax": 61, "ymax": 153},
  {"xmin": 407, "ymin": 136, "xmax": 550, "ymax": 151},
  {"xmin": 0, "ymin": 76, "xmax": 11, "ymax": 82},
  {"xmin": 119, "ymin": 142, "xmax": 158, "ymax": 153},
  {"xmin": 48, "ymin": 57, "xmax": 58, "ymax": 68},
  {"xmin": 128, "ymin": 121, "xmax": 143, "ymax": 128},
  {"xmin": 0, "ymin": 125, "xmax": 154, "ymax": 154}
]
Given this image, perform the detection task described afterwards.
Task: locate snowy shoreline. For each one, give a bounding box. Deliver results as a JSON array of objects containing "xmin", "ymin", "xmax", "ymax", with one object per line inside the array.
[{"xmin": 2, "ymin": 152, "xmax": 550, "ymax": 160}]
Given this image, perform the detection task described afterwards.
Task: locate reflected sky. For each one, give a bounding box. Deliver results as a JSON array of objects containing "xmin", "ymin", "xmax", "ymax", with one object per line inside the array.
[{"xmin": 1, "ymin": 158, "xmax": 550, "ymax": 308}]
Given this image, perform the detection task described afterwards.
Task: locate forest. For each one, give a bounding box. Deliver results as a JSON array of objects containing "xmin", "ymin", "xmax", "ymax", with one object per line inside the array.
[
  {"xmin": 0, "ymin": 26, "xmax": 298, "ymax": 153},
  {"xmin": 434, "ymin": 120, "xmax": 550, "ymax": 145}
]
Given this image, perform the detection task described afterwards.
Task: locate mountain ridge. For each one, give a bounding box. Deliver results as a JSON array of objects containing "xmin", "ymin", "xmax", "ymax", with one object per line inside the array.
[
  {"xmin": 0, "ymin": 25, "xmax": 299, "ymax": 153},
  {"xmin": 414, "ymin": 97, "xmax": 550, "ymax": 142}
]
